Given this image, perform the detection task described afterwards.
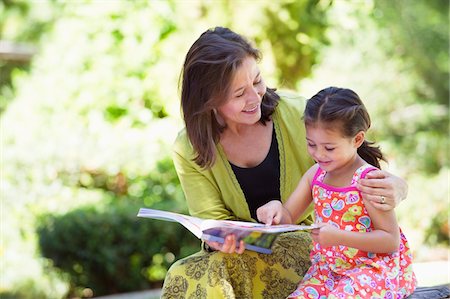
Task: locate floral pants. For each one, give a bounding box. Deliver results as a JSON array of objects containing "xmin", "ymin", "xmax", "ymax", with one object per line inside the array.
[{"xmin": 161, "ymin": 231, "xmax": 312, "ymax": 299}]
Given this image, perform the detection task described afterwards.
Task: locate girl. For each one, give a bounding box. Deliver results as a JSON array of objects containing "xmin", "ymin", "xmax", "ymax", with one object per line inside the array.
[{"xmin": 257, "ymin": 87, "xmax": 416, "ymax": 299}]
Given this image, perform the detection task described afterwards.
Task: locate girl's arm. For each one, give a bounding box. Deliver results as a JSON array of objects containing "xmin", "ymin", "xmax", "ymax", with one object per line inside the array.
[
  {"xmin": 312, "ymin": 197, "xmax": 400, "ymax": 253},
  {"xmin": 257, "ymin": 165, "xmax": 317, "ymax": 225}
]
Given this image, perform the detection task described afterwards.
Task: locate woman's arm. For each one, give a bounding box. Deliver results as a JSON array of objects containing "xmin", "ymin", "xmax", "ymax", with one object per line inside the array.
[
  {"xmin": 357, "ymin": 170, "xmax": 408, "ymax": 211},
  {"xmin": 312, "ymin": 198, "xmax": 400, "ymax": 253},
  {"xmin": 173, "ymin": 149, "xmax": 232, "ymax": 220},
  {"xmin": 173, "ymin": 146, "xmax": 245, "ymax": 254}
]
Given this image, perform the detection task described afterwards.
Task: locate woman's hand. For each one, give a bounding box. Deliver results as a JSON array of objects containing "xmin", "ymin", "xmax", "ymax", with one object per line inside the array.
[
  {"xmin": 205, "ymin": 235, "xmax": 245, "ymax": 254},
  {"xmin": 311, "ymin": 223, "xmax": 339, "ymax": 248},
  {"xmin": 357, "ymin": 169, "xmax": 408, "ymax": 211}
]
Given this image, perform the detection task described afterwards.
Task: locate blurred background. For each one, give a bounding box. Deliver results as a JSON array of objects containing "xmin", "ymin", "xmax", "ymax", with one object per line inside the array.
[{"xmin": 1, "ymin": 0, "xmax": 448, "ymax": 298}]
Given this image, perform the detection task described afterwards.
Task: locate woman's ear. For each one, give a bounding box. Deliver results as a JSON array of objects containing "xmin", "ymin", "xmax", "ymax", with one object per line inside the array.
[{"xmin": 354, "ymin": 131, "xmax": 365, "ymax": 148}]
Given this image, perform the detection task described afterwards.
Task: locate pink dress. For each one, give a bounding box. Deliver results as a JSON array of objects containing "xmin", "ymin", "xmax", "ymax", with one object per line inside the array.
[{"xmin": 289, "ymin": 164, "xmax": 416, "ymax": 299}]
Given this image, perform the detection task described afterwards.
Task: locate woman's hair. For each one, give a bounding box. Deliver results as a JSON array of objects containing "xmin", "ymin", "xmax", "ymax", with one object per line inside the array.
[
  {"xmin": 180, "ymin": 26, "xmax": 280, "ymax": 168},
  {"xmin": 304, "ymin": 87, "xmax": 386, "ymax": 168}
]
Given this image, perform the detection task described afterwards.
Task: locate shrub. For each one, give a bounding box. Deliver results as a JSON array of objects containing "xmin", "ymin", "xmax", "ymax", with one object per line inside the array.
[
  {"xmin": 36, "ymin": 201, "xmax": 199, "ymax": 297},
  {"xmin": 425, "ymin": 205, "xmax": 450, "ymax": 247}
]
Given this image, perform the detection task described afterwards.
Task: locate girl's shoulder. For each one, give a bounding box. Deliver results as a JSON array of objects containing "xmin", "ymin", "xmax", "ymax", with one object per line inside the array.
[
  {"xmin": 305, "ymin": 163, "xmax": 321, "ymax": 184},
  {"xmin": 355, "ymin": 164, "xmax": 379, "ymax": 180}
]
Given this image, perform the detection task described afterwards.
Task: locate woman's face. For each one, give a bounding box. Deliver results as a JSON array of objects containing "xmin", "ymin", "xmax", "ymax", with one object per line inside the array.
[{"xmin": 217, "ymin": 56, "xmax": 267, "ymax": 129}]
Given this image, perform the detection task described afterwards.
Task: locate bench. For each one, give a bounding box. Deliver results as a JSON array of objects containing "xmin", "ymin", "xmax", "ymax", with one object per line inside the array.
[{"xmin": 408, "ymin": 285, "xmax": 450, "ymax": 298}]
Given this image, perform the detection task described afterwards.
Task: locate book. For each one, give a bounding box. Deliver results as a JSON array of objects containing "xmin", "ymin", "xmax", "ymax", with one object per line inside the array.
[{"xmin": 137, "ymin": 208, "xmax": 316, "ymax": 254}]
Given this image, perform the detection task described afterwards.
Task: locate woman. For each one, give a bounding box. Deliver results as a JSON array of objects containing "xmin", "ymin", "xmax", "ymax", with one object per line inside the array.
[{"xmin": 161, "ymin": 27, "xmax": 407, "ymax": 299}]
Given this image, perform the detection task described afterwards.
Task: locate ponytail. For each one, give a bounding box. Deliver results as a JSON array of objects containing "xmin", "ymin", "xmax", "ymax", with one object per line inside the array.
[{"xmin": 358, "ymin": 140, "xmax": 386, "ymax": 169}]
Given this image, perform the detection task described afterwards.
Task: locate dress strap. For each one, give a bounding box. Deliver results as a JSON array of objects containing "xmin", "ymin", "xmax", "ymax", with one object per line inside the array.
[
  {"xmin": 351, "ymin": 164, "xmax": 378, "ymax": 185},
  {"xmin": 311, "ymin": 166, "xmax": 326, "ymax": 186}
]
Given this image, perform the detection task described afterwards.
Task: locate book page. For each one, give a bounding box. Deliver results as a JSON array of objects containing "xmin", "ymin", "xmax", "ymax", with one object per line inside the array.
[
  {"xmin": 138, "ymin": 208, "xmax": 318, "ymax": 254},
  {"xmin": 201, "ymin": 219, "xmax": 316, "ymax": 233},
  {"xmin": 137, "ymin": 208, "xmax": 204, "ymax": 239}
]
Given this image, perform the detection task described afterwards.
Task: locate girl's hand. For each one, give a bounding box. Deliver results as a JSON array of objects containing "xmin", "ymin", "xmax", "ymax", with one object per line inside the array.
[
  {"xmin": 311, "ymin": 223, "xmax": 339, "ymax": 248},
  {"xmin": 357, "ymin": 169, "xmax": 408, "ymax": 211},
  {"xmin": 256, "ymin": 200, "xmax": 287, "ymax": 225},
  {"xmin": 205, "ymin": 234, "xmax": 245, "ymax": 254}
]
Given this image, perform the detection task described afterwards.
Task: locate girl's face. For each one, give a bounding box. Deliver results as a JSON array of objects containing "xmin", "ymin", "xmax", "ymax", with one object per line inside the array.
[
  {"xmin": 217, "ymin": 56, "xmax": 267, "ymax": 130},
  {"xmin": 305, "ymin": 123, "xmax": 364, "ymax": 172}
]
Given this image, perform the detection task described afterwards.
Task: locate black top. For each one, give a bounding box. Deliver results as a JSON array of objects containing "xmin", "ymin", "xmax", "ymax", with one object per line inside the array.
[{"xmin": 230, "ymin": 128, "xmax": 281, "ymax": 220}]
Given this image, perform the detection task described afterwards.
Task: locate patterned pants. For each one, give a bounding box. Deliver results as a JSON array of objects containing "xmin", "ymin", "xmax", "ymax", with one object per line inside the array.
[{"xmin": 161, "ymin": 232, "xmax": 312, "ymax": 299}]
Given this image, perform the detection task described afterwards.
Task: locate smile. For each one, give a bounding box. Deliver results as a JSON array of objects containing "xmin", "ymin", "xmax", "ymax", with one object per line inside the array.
[{"xmin": 243, "ymin": 105, "xmax": 259, "ymax": 113}]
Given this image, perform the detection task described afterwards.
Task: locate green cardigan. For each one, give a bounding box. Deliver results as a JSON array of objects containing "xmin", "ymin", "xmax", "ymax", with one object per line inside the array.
[{"xmin": 172, "ymin": 96, "xmax": 315, "ymax": 224}]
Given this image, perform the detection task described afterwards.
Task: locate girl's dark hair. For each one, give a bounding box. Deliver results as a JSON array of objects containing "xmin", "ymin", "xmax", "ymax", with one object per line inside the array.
[
  {"xmin": 304, "ymin": 87, "xmax": 386, "ymax": 168},
  {"xmin": 180, "ymin": 27, "xmax": 280, "ymax": 168}
]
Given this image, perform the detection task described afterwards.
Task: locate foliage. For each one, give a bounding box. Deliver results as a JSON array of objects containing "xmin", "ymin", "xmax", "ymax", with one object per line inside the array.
[
  {"xmin": 1, "ymin": 2, "xmax": 181, "ymax": 295},
  {"xmin": 260, "ymin": 0, "xmax": 331, "ymax": 88},
  {"xmin": 369, "ymin": 1, "xmax": 449, "ymax": 255},
  {"xmin": 0, "ymin": 0, "xmax": 61, "ymax": 112},
  {"xmin": 1, "ymin": 1, "xmax": 334, "ymax": 296},
  {"xmin": 394, "ymin": 168, "xmax": 450, "ymax": 261},
  {"xmin": 372, "ymin": 0, "xmax": 449, "ymax": 174},
  {"xmin": 0, "ymin": 0, "xmax": 59, "ymax": 42},
  {"xmin": 298, "ymin": 0, "xmax": 449, "ymax": 265},
  {"xmin": 1, "ymin": 0, "xmax": 448, "ymax": 297},
  {"xmin": 36, "ymin": 200, "xmax": 199, "ymax": 297},
  {"xmin": 425, "ymin": 206, "xmax": 450, "ymax": 247}
]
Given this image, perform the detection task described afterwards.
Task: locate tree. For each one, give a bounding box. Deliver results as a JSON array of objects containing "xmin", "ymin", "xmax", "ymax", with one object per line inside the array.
[
  {"xmin": 260, "ymin": 0, "xmax": 331, "ymax": 88},
  {"xmin": 1, "ymin": 1, "xmax": 333, "ymax": 296},
  {"xmin": 373, "ymin": 0, "xmax": 449, "ymax": 174}
]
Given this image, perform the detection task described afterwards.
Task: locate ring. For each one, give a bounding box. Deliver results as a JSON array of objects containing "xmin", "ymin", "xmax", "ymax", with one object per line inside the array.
[{"xmin": 380, "ymin": 195, "xmax": 386, "ymax": 204}]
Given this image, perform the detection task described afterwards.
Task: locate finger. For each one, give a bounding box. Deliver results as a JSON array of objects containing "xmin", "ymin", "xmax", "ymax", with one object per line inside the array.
[
  {"xmin": 221, "ymin": 235, "xmax": 235, "ymax": 253},
  {"xmin": 369, "ymin": 201, "xmax": 395, "ymax": 211},
  {"xmin": 205, "ymin": 240, "xmax": 222, "ymax": 251},
  {"xmin": 357, "ymin": 183, "xmax": 380, "ymax": 198},
  {"xmin": 359, "ymin": 171, "xmax": 392, "ymax": 189},
  {"xmin": 236, "ymin": 240, "xmax": 245, "ymax": 254},
  {"xmin": 360, "ymin": 180, "xmax": 396, "ymax": 202},
  {"xmin": 358, "ymin": 184, "xmax": 395, "ymax": 205},
  {"xmin": 362, "ymin": 192, "xmax": 395, "ymax": 208},
  {"xmin": 228, "ymin": 235, "xmax": 237, "ymax": 253},
  {"xmin": 358, "ymin": 178, "xmax": 388, "ymax": 191},
  {"xmin": 367, "ymin": 199, "xmax": 393, "ymax": 211},
  {"xmin": 363, "ymin": 169, "xmax": 386, "ymax": 179},
  {"xmin": 257, "ymin": 209, "xmax": 271, "ymax": 225},
  {"xmin": 272, "ymin": 213, "xmax": 281, "ymax": 225},
  {"xmin": 265, "ymin": 214, "xmax": 275, "ymax": 226}
]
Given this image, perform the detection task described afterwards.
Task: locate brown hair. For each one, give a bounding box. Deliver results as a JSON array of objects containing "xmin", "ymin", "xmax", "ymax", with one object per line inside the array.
[
  {"xmin": 304, "ymin": 87, "xmax": 386, "ymax": 168},
  {"xmin": 180, "ymin": 27, "xmax": 280, "ymax": 168}
]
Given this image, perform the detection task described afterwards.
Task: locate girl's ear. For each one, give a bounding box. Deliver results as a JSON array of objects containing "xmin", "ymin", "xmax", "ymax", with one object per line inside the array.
[{"xmin": 354, "ymin": 131, "xmax": 365, "ymax": 148}]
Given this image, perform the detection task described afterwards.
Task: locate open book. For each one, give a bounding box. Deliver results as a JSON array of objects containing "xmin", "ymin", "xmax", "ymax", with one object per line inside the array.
[{"xmin": 137, "ymin": 208, "xmax": 316, "ymax": 254}]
